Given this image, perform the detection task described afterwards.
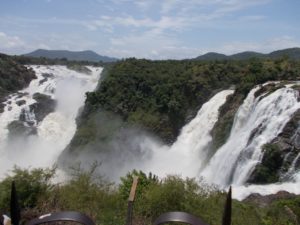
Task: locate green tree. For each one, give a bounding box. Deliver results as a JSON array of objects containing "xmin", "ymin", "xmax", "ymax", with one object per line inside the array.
[{"xmin": 0, "ymin": 166, "xmax": 55, "ymax": 209}]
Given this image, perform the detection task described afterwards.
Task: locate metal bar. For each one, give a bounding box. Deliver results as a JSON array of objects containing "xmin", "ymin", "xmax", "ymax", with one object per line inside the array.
[
  {"xmin": 26, "ymin": 211, "xmax": 95, "ymax": 225},
  {"xmin": 222, "ymin": 186, "xmax": 232, "ymax": 225},
  {"xmin": 10, "ymin": 181, "xmax": 20, "ymax": 225},
  {"xmin": 153, "ymin": 211, "xmax": 209, "ymax": 225}
]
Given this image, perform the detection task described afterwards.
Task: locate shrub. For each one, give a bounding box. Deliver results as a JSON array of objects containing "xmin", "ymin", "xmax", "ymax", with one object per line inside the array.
[{"xmin": 0, "ymin": 166, "xmax": 55, "ymax": 210}]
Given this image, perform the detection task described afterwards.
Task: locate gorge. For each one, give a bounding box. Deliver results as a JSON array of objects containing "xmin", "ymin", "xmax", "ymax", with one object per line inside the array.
[{"xmin": 1, "ymin": 54, "xmax": 300, "ymax": 201}]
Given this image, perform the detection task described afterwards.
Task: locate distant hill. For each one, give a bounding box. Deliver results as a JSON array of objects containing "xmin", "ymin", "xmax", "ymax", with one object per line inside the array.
[
  {"xmin": 268, "ymin": 48, "xmax": 300, "ymax": 59},
  {"xmin": 195, "ymin": 52, "xmax": 227, "ymax": 60},
  {"xmin": 230, "ymin": 51, "xmax": 265, "ymax": 60},
  {"xmin": 195, "ymin": 47, "xmax": 300, "ymax": 61},
  {"xmin": 23, "ymin": 49, "xmax": 118, "ymax": 63}
]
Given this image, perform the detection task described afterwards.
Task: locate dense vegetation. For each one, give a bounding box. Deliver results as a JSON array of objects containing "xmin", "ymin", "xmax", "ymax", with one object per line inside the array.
[
  {"xmin": 2, "ymin": 51, "xmax": 300, "ymax": 224},
  {"xmin": 0, "ymin": 53, "xmax": 36, "ymax": 112},
  {"xmin": 84, "ymin": 57, "xmax": 300, "ymax": 144},
  {"xmin": 0, "ymin": 167, "xmax": 299, "ymax": 225}
]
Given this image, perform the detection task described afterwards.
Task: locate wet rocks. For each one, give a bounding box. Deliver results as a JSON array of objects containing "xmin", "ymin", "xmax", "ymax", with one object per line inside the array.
[
  {"xmin": 249, "ymin": 109, "xmax": 300, "ymax": 184},
  {"xmin": 243, "ymin": 191, "xmax": 297, "ymax": 208},
  {"xmin": 0, "ymin": 102, "xmax": 5, "ymax": 113},
  {"xmin": 39, "ymin": 73, "xmax": 54, "ymax": 85},
  {"xmin": 23, "ymin": 93, "xmax": 56, "ymax": 123},
  {"xmin": 7, "ymin": 120, "xmax": 37, "ymax": 137},
  {"xmin": 0, "ymin": 54, "xmax": 36, "ymax": 116},
  {"xmin": 16, "ymin": 99, "xmax": 26, "ymax": 106}
]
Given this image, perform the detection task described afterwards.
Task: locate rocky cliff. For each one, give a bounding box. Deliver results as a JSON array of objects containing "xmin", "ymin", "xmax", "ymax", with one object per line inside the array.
[{"xmin": 0, "ymin": 53, "xmax": 36, "ymax": 112}]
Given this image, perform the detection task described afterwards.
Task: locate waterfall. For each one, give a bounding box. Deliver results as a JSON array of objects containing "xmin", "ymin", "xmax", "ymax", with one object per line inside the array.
[
  {"xmin": 282, "ymin": 153, "xmax": 300, "ymax": 181},
  {"xmin": 139, "ymin": 90, "xmax": 234, "ymax": 178},
  {"xmin": 0, "ymin": 65, "xmax": 101, "ymax": 179},
  {"xmin": 22, "ymin": 105, "xmax": 37, "ymax": 126},
  {"xmin": 3, "ymin": 64, "xmax": 300, "ymax": 200},
  {"xmin": 200, "ymin": 85, "xmax": 300, "ymax": 187}
]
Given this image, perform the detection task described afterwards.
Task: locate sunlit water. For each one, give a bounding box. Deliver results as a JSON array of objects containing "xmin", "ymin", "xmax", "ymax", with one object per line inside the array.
[
  {"xmin": 0, "ymin": 65, "xmax": 101, "ymax": 179},
  {"xmin": 1, "ymin": 67, "xmax": 299, "ymax": 200},
  {"xmin": 132, "ymin": 84, "xmax": 300, "ymax": 199}
]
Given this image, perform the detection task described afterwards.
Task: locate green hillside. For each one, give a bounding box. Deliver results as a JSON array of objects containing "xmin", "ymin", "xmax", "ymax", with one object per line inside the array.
[
  {"xmin": 230, "ymin": 51, "xmax": 265, "ymax": 60},
  {"xmin": 64, "ymin": 57, "xmax": 300, "ymax": 157},
  {"xmin": 194, "ymin": 52, "xmax": 227, "ymax": 60},
  {"xmin": 0, "ymin": 53, "xmax": 36, "ymax": 111}
]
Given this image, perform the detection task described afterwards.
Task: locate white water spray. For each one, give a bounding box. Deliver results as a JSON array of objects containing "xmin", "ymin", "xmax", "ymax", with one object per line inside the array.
[
  {"xmin": 201, "ymin": 86, "xmax": 300, "ymax": 187},
  {"xmin": 137, "ymin": 90, "xmax": 235, "ymax": 178},
  {"xmin": 131, "ymin": 83, "xmax": 300, "ymax": 199},
  {"xmin": 0, "ymin": 65, "xmax": 101, "ymax": 179}
]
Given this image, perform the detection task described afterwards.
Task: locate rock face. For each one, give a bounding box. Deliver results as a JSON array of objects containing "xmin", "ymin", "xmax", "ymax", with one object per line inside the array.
[
  {"xmin": 210, "ymin": 92, "xmax": 245, "ymax": 153},
  {"xmin": 7, "ymin": 120, "xmax": 37, "ymax": 138},
  {"xmin": 24, "ymin": 93, "xmax": 56, "ymax": 123},
  {"xmin": 7, "ymin": 92, "xmax": 56, "ymax": 140},
  {"xmin": 39, "ymin": 73, "xmax": 54, "ymax": 85},
  {"xmin": 248, "ymin": 108, "xmax": 300, "ymax": 184},
  {"xmin": 243, "ymin": 191, "xmax": 297, "ymax": 207},
  {"xmin": 67, "ymin": 64, "xmax": 91, "ymax": 74},
  {"xmin": 0, "ymin": 53, "xmax": 36, "ymax": 102}
]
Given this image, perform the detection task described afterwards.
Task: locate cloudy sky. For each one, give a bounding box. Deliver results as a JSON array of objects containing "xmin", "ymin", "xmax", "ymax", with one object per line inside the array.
[{"xmin": 0, "ymin": 0, "xmax": 299, "ymax": 59}]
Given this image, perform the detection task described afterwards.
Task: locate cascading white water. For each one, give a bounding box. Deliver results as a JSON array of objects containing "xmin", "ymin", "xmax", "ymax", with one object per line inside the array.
[
  {"xmin": 138, "ymin": 90, "xmax": 234, "ymax": 178},
  {"xmin": 116, "ymin": 81, "xmax": 299, "ymax": 199},
  {"xmin": 200, "ymin": 85, "xmax": 300, "ymax": 188},
  {"xmin": 0, "ymin": 65, "xmax": 102, "ymax": 179},
  {"xmin": 4, "ymin": 67, "xmax": 299, "ymax": 200}
]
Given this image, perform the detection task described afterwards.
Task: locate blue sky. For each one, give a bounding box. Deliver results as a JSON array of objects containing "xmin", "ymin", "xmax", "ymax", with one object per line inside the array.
[{"xmin": 0, "ymin": 0, "xmax": 299, "ymax": 59}]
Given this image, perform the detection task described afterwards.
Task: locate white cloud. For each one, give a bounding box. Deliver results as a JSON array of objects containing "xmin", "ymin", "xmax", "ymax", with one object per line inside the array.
[
  {"xmin": 0, "ymin": 32, "xmax": 28, "ymax": 54},
  {"xmin": 264, "ymin": 36, "xmax": 300, "ymax": 52},
  {"xmin": 88, "ymin": 15, "xmax": 188, "ymax": 34},
  {"xmin": 107, "ymin": 35, "xmax": 300, "ymax": 59},
  {"xmin": 159, "ymin": 0, "xmax": 272, "ymax": 17},
  {"xmin": 108, "ymin": 29, "xmax": 202, "ymax": 59},
  {"xmin": 84, "ymin": 0, "xmax": 273, "ymax": 37},
  {"xmin": 0, "ymin": 32, "xmax": 24, "ymax": 48},
  {"xmin": 133, "ymin": 1, "xmax": 153, "ymax": 11},
  {"xmin": 2, "ymin": 0, "xmax": 297, "ymax": 60},
  {"xmin": 109, "ymin": 28, "xmax": 184, "ymax": 59}
]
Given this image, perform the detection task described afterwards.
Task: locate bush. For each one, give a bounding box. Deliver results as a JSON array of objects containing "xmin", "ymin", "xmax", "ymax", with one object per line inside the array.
[
  {"xmin": 50, "ymin": 163, "xmax": 126, "ymax": 225},
  {"xmin": 0, "ymin": 166, "xmax": 55, "ymax": 210}
]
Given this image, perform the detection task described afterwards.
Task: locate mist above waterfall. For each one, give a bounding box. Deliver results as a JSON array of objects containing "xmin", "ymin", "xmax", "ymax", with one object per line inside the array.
[
  {"xmin": 201, "ymin": 86, "xmax": 300, "ymax": 187},
  {"xmin": 139, "ymin": 90, "xmax": 235, "ymax": 178},
  {"xmin": 62, "ymin": 82, "xmax": 300, "ymax": 199},
  {"xmin": 62, "ymin": 90, "xmax": 235, "ymax": 181},
  {"xmin": 0, "ymin": 65, "xmax": 101, "ymax": 179},
  {"xmin": 1, "ymin": 64, "xmax": 300, "ymax": 200}
]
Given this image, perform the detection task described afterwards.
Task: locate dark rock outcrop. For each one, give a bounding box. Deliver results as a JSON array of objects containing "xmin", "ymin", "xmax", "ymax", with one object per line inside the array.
[
  {"xmin": 0, "ymin": 53, "xmax": 36, "ymax": 114},
  {"xmin": 16, "ymin": 99, "xmax": 26, "ymax": 106},
  {"xmin": 39, "ymin": 73, "xmax": 54, "ymax": 85},
  {"xmin": 67, "ymin": 64, "xmax": 91, "ymax": 74},
  {"xmin": 243, "ymin": 191, "xmax": 297, "ymax": 208},
  {"xmin": 7, "ymin": 120, "xmax": 37, "ymax": 138},
  {"xmin": 249, "ymin": 108, "xmax": 300, "ymax": 184},
  {"xmin": 0, "ymin": 102, "xmax": 5, "ymax": 113},
  {"xmin": 26, "ymin": 93, "xmax": 56, "ymax": 123},
  {"xmin": 0, "ymin": 53, "xmax": 36, "ymax": 101},
  {"xmin": 210, "ymin": 92, "xmax": 245, "ymax": 153}
]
